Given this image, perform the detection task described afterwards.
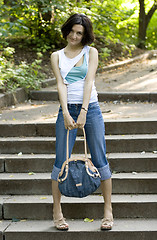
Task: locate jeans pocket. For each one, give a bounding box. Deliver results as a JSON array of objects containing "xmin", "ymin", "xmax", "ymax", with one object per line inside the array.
[
  {"xmin": 88, "ymin": 102, "xmax": 99, "ymax": 110},
  {"xmin": 87, "ymin": 102, "xmax": 102, "ymax": 120}
]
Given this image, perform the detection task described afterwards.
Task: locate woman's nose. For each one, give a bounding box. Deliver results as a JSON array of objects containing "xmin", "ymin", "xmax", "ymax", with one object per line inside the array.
[{"xmin": 72, "ymin": 32, "xmax": 77, "ymax": 39}]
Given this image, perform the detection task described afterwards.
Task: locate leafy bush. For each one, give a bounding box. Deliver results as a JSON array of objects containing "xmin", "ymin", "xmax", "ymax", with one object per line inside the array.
[
  {"xmin": 99, "ymin": 47, "xmax": 112, "ymax": 60},
  {"xmin": 0, "ymin": 47, "xmax": 46, "ymax": 92}
]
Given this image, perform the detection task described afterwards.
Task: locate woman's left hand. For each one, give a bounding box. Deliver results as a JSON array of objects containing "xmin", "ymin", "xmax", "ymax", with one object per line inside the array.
[{"xmin": 76, "ymin": 109, "xmax": 87, "ymax": 129}]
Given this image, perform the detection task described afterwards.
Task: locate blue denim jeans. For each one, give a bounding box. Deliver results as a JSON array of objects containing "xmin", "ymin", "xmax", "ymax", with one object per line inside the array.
[{"xmin": 51, "ymin": 102, "xmax": 111, "ymax": 181}]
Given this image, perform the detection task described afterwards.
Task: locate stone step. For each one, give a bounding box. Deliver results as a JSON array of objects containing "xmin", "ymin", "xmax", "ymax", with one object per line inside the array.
[
  {"xmin": 3, "ymin": 219, "xmax": 157, "ymax": 240},
  {"xmin": 0, "ymin": 135, "xmax": 157, "ymax": 154},
  {"xmin": 0, "ymin": 120, "xmax": 157, "ymax": 137},
  {"xmin": 29, "ymin": 90, "xmax": 157, "ymax": 102},
  {"xmin": 0, "ymin": 220, "xmax": 11, "ymax": 240},
  {"xmin": 108, "ymin": 152, "xmax": 157, "ymax": 173},
  {"xmin": 0, "ymin": 172, "xmax": 156, "ymax": 195},
  {"xmin": 0, "ymin": 153, "xmax": 157, "ymax": 173},
  {"xmin": 41, "ymin": 78, "xmax": 56, "ymax": 88},
  {"xmin": 1, "ymin": 194, "xmax": 157, "ymax": 220}
]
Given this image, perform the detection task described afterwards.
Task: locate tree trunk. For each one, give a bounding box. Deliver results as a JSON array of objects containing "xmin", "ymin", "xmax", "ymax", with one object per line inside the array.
[
  {"xmin": 138, "ymin": 0, "xmax": 157, "ymax": 49},
  {"xmin": 138, "ymin": 0, "xmax": 146, "ymax": 48}
]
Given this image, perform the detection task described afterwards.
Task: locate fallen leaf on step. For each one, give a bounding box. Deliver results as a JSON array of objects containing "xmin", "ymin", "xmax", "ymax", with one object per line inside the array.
[
  {"xmin": 153, "ymin": 151, "xmax": 157, "ymax": 154},
  {"xmin": 28, "ymin": 172, "xmax": 36, "ymax": 175},
  {"xmin": 9, "ymin": 175, "xmax": 14, "ymax": 178},
  {"xmin": 20, "ymin": 219, "xmax": 27, "ymax": 222},
  {"xmin": 102, "ymin": 110, "xmax": 111, "ymax": 113},
  {"xmin": 84, "ymin": 218, "xmax": 94, "ymax": 222},
  {"xmin": 141, "ymin": 151, "xmax": 145, "ymax": 154},
  {"xmin": 18, "ymin": 152, "xmax": 23, "ymax": 156},
  {"xmin": 12, "ymin": 218, "xmax": 20, "ymax": 222},
  {"xmin": 40, "ymin": 197, "xmax": 48, "ymax": 200},
  {"xmin": 13, "ymin": 118, "xmax": 16, "ymax": 121}
]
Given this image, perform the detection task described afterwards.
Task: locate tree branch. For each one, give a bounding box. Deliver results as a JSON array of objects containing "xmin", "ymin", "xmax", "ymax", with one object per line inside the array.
[{"xmin": 146, "ymin": 1, "xmax": 157, "ymax": 25}]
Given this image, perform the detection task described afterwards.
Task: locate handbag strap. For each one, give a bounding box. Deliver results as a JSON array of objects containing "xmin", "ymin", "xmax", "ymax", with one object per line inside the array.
[
  {"xmin": 66, "ymin": 127, "xmax": 88, "ymax": 162},
  {"xmin": 58, "ymin": 127, "xmax": 101, "ymax": 182}
]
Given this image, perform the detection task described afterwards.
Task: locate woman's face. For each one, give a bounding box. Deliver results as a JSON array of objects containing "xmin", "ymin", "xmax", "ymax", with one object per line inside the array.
[{"xmin": 67, "ymin": 24, "xmax": 84, "ymax": 46}]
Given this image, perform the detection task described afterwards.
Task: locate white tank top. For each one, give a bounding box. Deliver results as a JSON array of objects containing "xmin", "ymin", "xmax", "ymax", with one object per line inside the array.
[{"xmin": 58, "ymin": 45, "xmax": 98, "ymax": 104}]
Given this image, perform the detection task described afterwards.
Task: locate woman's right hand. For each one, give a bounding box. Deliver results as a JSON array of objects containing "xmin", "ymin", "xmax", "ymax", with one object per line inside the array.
[{"xmin": 63, "ymin": 112, "xmax": 76, "ymax": 130}]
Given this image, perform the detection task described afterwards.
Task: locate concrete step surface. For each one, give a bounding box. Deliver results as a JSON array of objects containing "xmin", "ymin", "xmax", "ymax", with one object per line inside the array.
[
  {"xmin": 0, "ymin": 172, "xmax": 156, "ymax": 195},
  {"xmin": 29, "ymin": 89, "xmax": 157, "ymax": 102},
  {"xmin": 1, "ymin": 152, "xmax": 157, "ymax": 173},
  {"xmin": 0, "ymin": 119, "xmax": 157, "ymax": 137},
  {"xmin": 0, "ymin": 134, "xmax": 157, "ymax": 154},
  {"xmin": 2, "ymin": 219, "xmax": 157, "ymax": 240},
  {"xmin": 0, "ymin": 101, "xmax": 157, "ymax": 125},
  {"xmin": 1, "ymin": 194, "xmax": 157, "ymax": 220},
  {"xmin": 0, "ymin": 220, "xmax": 11, "ymax": 240}
]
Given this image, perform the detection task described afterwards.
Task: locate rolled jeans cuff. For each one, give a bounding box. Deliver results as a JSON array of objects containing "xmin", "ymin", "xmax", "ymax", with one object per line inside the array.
[
  {"xmin": 51, "ymin": 165, "xmax": 61, "ymax": 181},
  {"xmin": 98, "ymin": 163, "xmax": 112, "ymax": 180},
  {"xmin": 51, "ymin": 163, "xmax": 111, "ymax": 181}
]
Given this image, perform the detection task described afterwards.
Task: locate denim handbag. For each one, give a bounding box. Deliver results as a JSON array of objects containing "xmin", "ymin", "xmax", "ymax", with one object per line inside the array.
[{"xmin": 58, "ymin": 128, "xmax": 101, "ymax": 198}]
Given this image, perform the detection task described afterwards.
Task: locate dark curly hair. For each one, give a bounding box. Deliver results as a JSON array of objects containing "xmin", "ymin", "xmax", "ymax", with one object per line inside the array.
[{"xmin": 61, "ymin": 13, "xmax": 94, "ymax": 46}]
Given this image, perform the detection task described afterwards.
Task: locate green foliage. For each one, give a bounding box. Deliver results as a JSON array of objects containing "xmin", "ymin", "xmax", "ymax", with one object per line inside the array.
[
  {"xmin": 146, "ymin": 10, "xmax": 157, "ymax": 49},
  {"xmin": 0, "ymin": 0, "xmax": 157, "ymax": 92},
  {"xmin": 0, "ymin": 0, "xmax": 157, "ymax": 50},
  {"xmin": 99, "ymin": 47, "xmax": 111, "ymax": 60},
  {"xmin": 0, "ymin": 47, "xmax": 46, "ymax": 92},
  {"xmin": 0, "ymin": 0, "xmax": 66, "ymax": 50}
]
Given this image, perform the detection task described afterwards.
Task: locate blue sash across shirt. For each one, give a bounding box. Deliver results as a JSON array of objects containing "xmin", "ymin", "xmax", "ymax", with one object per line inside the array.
[{"xmin": 65, "ymin": 55, "xmax": 87, "ymax": 84}]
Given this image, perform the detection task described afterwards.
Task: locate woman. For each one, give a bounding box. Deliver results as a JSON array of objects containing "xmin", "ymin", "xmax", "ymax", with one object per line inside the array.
[{"xmin": 51, "ymin": 13, "xmax": 113, "ymax": 231}]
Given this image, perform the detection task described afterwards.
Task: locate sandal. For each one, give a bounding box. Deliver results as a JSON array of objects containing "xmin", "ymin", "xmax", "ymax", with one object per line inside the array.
[
  {"xmin": 53, "ymin": 217, "xmax": 69, "ymax": 231},
  {"xmin": 101, "ymin": 218, "xmax": 113, "ymax": 230}
]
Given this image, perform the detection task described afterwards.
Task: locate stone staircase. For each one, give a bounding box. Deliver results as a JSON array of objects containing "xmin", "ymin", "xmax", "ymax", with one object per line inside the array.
[
  {"xmin": 0, "ymin": 105, "xmax": 157, "ymax": 240},
  {"xmin": 0, "ymin": 75, "xmax": 157, "ymax": 239}
]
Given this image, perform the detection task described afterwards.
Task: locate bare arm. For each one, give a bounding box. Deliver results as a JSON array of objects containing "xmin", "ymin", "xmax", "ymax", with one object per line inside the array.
[
  {"xmin": 76, "ymin": 47, "xmax": 98, "ymax": 128},
  {"xmin": 50, "ymin": 52, "xmax": 76, "ymax": 129}
]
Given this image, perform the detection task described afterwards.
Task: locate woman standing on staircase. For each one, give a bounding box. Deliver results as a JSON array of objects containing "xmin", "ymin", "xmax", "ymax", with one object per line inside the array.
[{"xmin": 50, "ymin": 13, "xmax": 113, "ymax": 231}]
